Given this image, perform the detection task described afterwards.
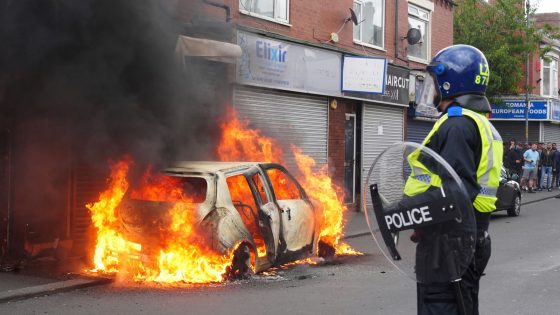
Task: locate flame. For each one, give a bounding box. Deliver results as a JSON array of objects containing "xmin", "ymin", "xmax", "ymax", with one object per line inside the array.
[
  {"xmin": 87, "ymin": 158, "xmax": 132, "ymax": 272},
  {"xmin": 291, "ymin": 146, "xmax": 359, "ymax": 255},
  {"xmin": 87, "ymin": 161, "xmax": 234, "ymax": 284},
  {"xmin": 218, "ymin": 108, "xmax": 361, "ymax": 256},
  {"xmin": 217, "ymin": 107, "xmax": 284, "ymax": 162},
  {"xmin": 87, "ymin": 107, "xmax": 360, "ymax": 285}
]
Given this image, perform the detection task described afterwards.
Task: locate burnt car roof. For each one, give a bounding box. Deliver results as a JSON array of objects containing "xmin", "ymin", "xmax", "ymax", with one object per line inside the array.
[{"xmin": 165, "ymin": 161, "xmax": 262, "ymax": 174}]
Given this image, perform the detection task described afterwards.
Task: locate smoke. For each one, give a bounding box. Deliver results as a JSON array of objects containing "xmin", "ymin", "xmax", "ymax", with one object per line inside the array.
[
  {"xmin": 0, "ymin": 0, "xmax": 229, "ymax": 252},
  {"xmin": 1, "ymin": 0, "xmax": 224, "ymax": 167}
]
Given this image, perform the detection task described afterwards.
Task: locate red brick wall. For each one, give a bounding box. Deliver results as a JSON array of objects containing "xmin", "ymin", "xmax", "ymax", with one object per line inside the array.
[{"xmin": 178, "ymin": 0, "xmax": 455, "ymax": 67}]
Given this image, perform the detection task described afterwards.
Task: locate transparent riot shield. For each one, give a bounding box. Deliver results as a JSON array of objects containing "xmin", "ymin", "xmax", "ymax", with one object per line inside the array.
[{"xmin": 363, "ymin": 142, "xmax": 476, "ymax": 284}]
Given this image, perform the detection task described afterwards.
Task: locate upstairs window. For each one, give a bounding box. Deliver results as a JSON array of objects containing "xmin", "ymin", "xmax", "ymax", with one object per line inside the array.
[
  {"xmin": 408, "ymin": 4, "xmax": 431, "ymax": 62},
  {"xmin": 353, "ymin": 0, "xmax": 385, "ymax": 49},
  {"xmin": 542, "ymin": 58, "xmax": 559, "ymax": 97},
  {"xmin": 239, "ymin": 0, "xmax": 289, "ymax": 23}
]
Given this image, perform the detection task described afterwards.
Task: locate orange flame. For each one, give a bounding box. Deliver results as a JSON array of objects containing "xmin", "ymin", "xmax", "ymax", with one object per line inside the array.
[
  {"xmin": 217, "ymin": 107, "xmax": 284, "ymax": 162},
  {"xmin": 291, "ymin": 146, "xmax": 358, "ymax": 255},
  {"xmin": 218, "ymin": 108, "xmax": 360, "ymax": 256},
  {"xmin": 87, "ymin": 160, "xmax": 234, "ymax": 284},
  {"xmin": 88, "ymin": 107, "xmax": 360, "ymax": 285}
]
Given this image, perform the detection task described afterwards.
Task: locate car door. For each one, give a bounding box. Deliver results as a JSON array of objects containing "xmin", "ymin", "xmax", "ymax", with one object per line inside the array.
[
  {"xmin": 261, "ymin": 164, "xmax": 315, "ymax": 254},
  {"xmin": 242, "ymin": 167, "xmax": 281, "ymax": 263}
]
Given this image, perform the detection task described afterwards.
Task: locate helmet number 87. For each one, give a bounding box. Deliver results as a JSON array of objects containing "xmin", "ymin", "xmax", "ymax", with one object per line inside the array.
[
  {"xmin": 475, "ymin": 75, "xmax": 488, "ymax": 85},
  {"xmin": 476, "ymin": 63, "xmax": 490, "ymax": 86}
]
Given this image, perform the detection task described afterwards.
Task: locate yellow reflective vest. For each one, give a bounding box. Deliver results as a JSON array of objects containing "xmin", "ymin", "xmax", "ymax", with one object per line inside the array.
[{"xmin": 404, "ymin": 107, "xmax": 503, "ymax": 213}]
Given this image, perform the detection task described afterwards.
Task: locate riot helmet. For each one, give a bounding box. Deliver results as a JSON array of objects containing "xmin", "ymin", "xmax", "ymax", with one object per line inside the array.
[{"xmin": 417, "ymin": 44, "xmax": 492, "ymax": 113}]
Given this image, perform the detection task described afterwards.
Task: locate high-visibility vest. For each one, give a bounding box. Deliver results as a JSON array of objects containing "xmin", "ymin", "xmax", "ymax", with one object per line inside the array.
[{"xmin": 404, "ymin": 107, "xmax": 503, "ymax": 213}]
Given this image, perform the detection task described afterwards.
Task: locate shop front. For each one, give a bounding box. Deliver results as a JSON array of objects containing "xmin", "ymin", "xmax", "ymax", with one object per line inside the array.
[
  {"xmin": 342, "ymin": 62, "xmax": 409, "ymax": 209},
  {"xmin": 235, "ymin": 31, "xmax": 408, "ymax": 209},
  {"xmin": 489, "ymin": 99, "xmax": 550, "ymax": 144}
]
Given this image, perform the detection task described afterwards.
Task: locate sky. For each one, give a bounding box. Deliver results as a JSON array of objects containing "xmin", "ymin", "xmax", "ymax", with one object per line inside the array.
[{"xmin": 534, "ymin": 0, "xmax": 559, "ymax": 13}]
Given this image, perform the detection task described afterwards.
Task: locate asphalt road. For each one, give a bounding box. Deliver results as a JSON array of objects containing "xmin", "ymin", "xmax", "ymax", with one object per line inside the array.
[{"xmin": 0, "ymin": 197, "xmax": 559, "ymax": 315}]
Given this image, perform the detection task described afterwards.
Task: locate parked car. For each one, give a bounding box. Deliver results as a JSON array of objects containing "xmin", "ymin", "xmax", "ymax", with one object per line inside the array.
[
  {"xmin": 494, "ymin": 167, "xmax": 521, "ymax": 217},
  {"xmin": 115, "ymin": 161, "xmax": 327, "ymax": 278}
]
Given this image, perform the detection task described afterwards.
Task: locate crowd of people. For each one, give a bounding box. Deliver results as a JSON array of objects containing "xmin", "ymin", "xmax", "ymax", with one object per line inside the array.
[{"xmin": 503, "ymin": 139, "xmax": 560, "ymax": 193}]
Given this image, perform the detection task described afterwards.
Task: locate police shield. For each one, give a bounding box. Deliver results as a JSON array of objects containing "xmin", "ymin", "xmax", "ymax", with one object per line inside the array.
[{"xmin": 363, "ymin": 142, "xmax": 476, "ymax": 284}]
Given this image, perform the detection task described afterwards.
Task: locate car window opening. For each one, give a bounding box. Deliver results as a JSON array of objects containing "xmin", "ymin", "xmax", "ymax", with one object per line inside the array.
[
  {"xmin": 130, "ymin": 175, "xmax": 208, "ymax": 203},
  {"xmin": 266, "ymin": 168, "xmax": 301, "ymax": 200},
  {"xmin": 226, "ymin": 174, "xmax": 267, "ymax": 257}
]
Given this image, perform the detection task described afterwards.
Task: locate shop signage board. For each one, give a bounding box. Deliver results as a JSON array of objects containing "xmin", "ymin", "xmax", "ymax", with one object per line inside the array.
[
  {"xmin": 490, "ymin": 100, "xmax": 548, "ymax": 120},
  {"xmin": 343, "ymin": 64, "xmax": 410, "ymax": 106},
  {"xmin": 237, "ymin": 31, "xmax": 341, "ymax": 96},
  {"xmin": 341, "ymin": 56, "xmax": 387, "ymax": 94}
]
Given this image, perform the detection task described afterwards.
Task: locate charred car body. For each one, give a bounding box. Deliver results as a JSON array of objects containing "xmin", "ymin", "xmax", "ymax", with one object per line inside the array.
[{"xmin": 114, "ymin": 161, "xmax": 326, "ymax": 276}]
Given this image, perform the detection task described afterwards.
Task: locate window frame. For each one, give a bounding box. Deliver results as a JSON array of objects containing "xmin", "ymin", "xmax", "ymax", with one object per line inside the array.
[
  {"xmin": 352, "ymin": 0, "xmax": 386, "ymax": 51},
  {"xmin": 541, "ymin": 56, "xmax": 559, "ymax": 98},
  {"xmin": 239, "ymin": 0, "xmax": 291, "ymax": 25},
  {"xmin": 407, "ymin": 3, "xmax": 432, "ymax": 64}
]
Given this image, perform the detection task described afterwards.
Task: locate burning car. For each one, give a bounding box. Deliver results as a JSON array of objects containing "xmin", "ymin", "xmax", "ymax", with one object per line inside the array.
[{"xmin": 106, "ymin": 161, "xmax": 328, "ymax": 280}]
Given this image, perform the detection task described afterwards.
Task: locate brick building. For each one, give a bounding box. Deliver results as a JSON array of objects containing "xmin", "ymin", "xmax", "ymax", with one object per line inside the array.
[
  {"xmin": 181, "ymin": 0, "xmax": 456, "ymax": 210},
  {"xmin": 488, "ymin": 11, "xmax": 560, "ymax": 144},
  {"xmin": 0, "ymin": 0, "xmax": 456, "ymax": 263}
]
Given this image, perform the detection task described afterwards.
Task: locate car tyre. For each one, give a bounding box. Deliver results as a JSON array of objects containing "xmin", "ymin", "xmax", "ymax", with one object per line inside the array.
[
  {"xmin": 507, "ymin": 195, "xmax": 521, "ymax": 217},
  {"xmin": 224, "ymin": 243, "xmax": 253, "ymax": 280}
]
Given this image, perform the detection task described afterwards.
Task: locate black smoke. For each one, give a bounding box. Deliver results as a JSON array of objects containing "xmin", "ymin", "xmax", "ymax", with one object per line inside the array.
[
  {"xmin": 0, "ymin": 0, "xmax": 228, "ymax": 258},
  {"xmin": 1, "ymin": 0, "xmax": 225, "ymax": 166}
]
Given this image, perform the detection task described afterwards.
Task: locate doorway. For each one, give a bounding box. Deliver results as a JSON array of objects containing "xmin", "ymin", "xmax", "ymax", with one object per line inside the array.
[{"xmin": 344, "ymin": 114, "xmax": 356, "ymax": 204}]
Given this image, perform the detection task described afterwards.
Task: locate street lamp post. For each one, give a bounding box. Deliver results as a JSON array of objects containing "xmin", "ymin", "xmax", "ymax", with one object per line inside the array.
[{"xmin": 525, "ymin": 0, "xmax": 530, "ymax": 144}]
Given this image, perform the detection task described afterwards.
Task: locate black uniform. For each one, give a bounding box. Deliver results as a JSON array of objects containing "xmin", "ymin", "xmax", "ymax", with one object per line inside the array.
[{"xmin": 417, "ymin": 105, "xmax": 492, "ymax": 315}]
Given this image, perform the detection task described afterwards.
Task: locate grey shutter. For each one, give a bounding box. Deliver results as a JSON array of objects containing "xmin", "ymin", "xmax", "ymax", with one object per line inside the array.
[
  {"xmin": 542, "ymin": 122, "xmax": 560, "ymax": 144},
  {"xmin": 491, "ymin": 121, "xmax": 540, "ymax": 144},
  {"xmin": 362, "ymin": 103, "xmax": 404, "ymax": 207},
  {"xmin": 233, "ymin": 85, "xmax": 328, "ymax": 172},
  {"xmin": 406, "ymin": 119, "xmax": 435, "ymax": 144},
  {"xmin": 71, "ymin": 164, "xmax": 109, "ymax": 258}
]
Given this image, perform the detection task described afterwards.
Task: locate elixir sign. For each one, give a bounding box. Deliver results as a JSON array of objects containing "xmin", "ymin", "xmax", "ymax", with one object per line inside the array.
[
  {"xmin": 237, "ymin": 31, "xmax": 341, "ymax": 96},
  {"xmin": 490, "ymin": 100, "xmax": 548, "ymax": 120}
]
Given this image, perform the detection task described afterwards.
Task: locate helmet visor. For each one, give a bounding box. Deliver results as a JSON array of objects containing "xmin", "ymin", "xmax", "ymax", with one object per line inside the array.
[{"xmin": 416, "ymin": 74, "xmax": 442, "ymax": 115}]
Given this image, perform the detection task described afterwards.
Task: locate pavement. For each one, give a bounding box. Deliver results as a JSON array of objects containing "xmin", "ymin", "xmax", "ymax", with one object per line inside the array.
[
  {"xmin": 0, "ymin": 258, "xmax": 112, "ymax": 304},
  {"xmin": 0, "ymin": 188, "xmax": 556, "ymax": 304}
]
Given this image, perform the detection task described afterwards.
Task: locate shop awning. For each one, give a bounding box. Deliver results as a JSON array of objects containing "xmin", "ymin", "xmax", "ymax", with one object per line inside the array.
[{"xmin": 175, "ymin": 35, "xmax": 242, "ymax": 64}]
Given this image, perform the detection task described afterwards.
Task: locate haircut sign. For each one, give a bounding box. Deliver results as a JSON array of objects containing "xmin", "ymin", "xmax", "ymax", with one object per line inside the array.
[{"xmin": 490, "ymin": 100, "xmax": 548, "ymax": 120}]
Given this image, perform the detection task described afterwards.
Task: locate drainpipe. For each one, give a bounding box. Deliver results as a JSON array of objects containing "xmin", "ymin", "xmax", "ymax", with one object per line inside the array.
[
  {"xmin": 395, "ymin": 0, "xmax": 399, "ymax": 60},
  {"xmin": 4, "ymin": 128, "xmax": 12, "ymax": 256},
  {"xmin": 202, "ymin": 0, "xmax": 231, "ymax": 22}
]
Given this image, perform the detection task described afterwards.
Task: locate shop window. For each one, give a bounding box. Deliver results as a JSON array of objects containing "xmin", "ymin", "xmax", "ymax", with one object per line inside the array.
[
  {"xmin": 407, "ymin": 4, "xmax": 431, "ymax": 62},
  {"xmin": 239, "ymin": 0, "xmax": 289, "ymax": 24},
  {"xmin": 542, "ymin": 58, "xmax": 559, "ymax": 98},
  {"xmin": 353, "ymin": 0, "xmax": 385, "ymax": 49}
]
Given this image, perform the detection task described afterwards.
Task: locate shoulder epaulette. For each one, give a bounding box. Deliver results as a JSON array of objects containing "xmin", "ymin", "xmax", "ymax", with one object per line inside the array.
[{"xmin": 447, "ymin": 106, "xmax": 463, "ymax": 117}]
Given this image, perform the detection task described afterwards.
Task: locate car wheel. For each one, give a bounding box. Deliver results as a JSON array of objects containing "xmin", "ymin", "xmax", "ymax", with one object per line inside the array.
[
  {"xmin": 317, "ymin": 240, "xmax": 335, "ymax": 258},
  {"xmin": 224, "ymin": 243, "xmax": 253, "ymax": 280},
  {"xmin": 507, "ymin": 195, "xmax": 521, "ymax": 217}
]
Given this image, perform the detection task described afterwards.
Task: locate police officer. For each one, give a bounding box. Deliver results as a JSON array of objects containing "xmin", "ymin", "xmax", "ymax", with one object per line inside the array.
[{"xmin": 412, "ymin": 45, "xmax": 503, "ymax": 315}]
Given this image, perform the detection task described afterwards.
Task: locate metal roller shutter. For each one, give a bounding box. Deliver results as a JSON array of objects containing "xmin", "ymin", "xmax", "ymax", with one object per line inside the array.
[
  {"xmin": 491, "ymin": 121, "xmax": 540, "ymax": 144},
  {"xmin": 407, "ymin": 119, "xmax": 434, "ymax": 144},
  {"xmin": 70, "ymin": 164, "xmax": 109, "ymax": 258},
  {"xmin": 233, "ymin": 86, "xmax": 328, "ymax": 172},
  {"xmin": 362, "ymin": 103, "xmax": 404, "ymax": 206},
  {"xmin": 542, "ymin": 122, "xmax": 560, "ymax": 144}
]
